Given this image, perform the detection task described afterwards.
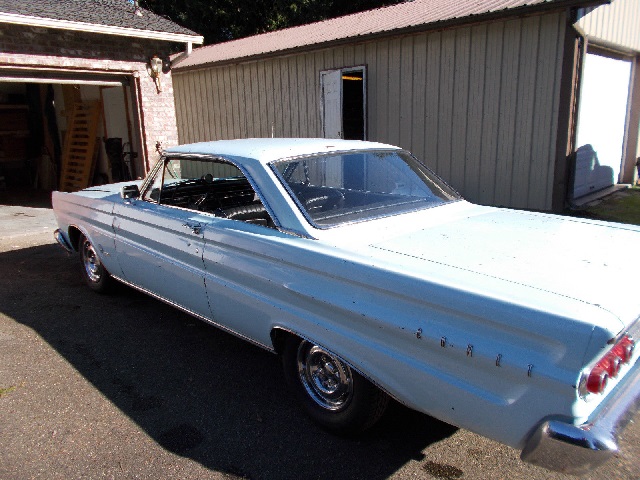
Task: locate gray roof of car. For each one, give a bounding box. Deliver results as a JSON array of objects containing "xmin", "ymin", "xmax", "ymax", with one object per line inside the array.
[{"xmin": 0, "ymin": 0, "xmax": 199, "ymax": 36}]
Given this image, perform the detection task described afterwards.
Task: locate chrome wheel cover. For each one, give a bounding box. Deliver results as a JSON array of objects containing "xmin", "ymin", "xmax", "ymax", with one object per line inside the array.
[
  {"xmin": 296, "ymin": 341, "xmax": 353, "ymax": 411},
  {"xmin": 81, "ymin": 239, "xmax": 102, "ymax": 283}
]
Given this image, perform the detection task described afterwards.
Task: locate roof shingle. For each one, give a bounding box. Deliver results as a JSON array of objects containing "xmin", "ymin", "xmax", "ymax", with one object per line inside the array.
[{"xmin": 0, "ymin": 0, "xmax": 198, "ymax": 36}]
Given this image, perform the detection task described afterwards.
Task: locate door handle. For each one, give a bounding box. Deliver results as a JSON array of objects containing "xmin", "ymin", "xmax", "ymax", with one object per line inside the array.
[{"xmin": 182, "ymin": 222, "xmax": 203, "ymax": 235}]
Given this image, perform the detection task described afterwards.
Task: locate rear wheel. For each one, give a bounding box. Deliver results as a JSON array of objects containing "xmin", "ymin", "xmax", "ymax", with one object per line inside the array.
[
  {"xmin": 282, "ymin": 335, "xmax": 388, "ymax": 435},
  {"xmin": 79, "ymin": 234, "xmax": 112, "ymax": 293}
]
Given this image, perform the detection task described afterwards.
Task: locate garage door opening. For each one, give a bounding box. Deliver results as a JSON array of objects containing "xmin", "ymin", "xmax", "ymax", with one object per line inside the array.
[
  {"xmin": 0, "ymin": 75, "xmax": 142, "ymax": 200},
  {"xmin": 572, "ymin": 52, "xmax": 633, "ymax": 200}
]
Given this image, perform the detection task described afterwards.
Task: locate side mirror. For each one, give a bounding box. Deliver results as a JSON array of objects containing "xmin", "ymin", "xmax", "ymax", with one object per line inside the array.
[{"xmin": 121, "ymin": 184, "xmax": 140, "ymax": 199}]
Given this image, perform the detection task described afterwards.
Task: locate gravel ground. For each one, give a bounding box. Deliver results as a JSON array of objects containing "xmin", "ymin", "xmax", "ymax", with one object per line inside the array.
[{"xmin": 0, "ymin": 200, "xmax": 638, "ymax": 480}]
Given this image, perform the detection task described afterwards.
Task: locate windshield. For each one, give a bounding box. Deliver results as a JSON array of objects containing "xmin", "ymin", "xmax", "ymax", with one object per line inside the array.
[{"xmin": 271, "ymin": 149, "xmax": 460, "ymax": 227}]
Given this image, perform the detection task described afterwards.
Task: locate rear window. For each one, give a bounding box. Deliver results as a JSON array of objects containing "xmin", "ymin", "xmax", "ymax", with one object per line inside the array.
[{"xmin": 271, "ymin": 150, "xmax": 459, "ymax": 227}]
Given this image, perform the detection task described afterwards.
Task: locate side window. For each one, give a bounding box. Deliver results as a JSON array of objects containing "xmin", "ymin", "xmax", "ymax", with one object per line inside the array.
[{"xmin": 142, "ymin": 157, "xmax": 274, "ymax": 228}]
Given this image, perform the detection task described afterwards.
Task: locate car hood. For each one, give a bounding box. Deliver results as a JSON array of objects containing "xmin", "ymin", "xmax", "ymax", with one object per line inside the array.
[{"xmin": 369, "ymin": 207, "xmax": 639, "ymax": 330}]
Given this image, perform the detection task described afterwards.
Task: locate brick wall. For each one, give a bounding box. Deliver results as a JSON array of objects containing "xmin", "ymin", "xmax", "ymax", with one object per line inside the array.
[{"xmin": 0, "ymin": 23, "xmax": 183, "ymax": 173}]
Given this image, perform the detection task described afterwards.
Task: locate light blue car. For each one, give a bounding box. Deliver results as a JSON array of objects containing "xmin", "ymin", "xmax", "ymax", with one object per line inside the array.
[{"xmin": 53, "ymin": 138, "xmax": 639, "ymax": 474}]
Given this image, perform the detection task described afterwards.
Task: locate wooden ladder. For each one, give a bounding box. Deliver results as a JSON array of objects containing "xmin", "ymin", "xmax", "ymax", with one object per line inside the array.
[{"xmin": 59, "ymin": 101, "xmax": 102, "ymax": 192}]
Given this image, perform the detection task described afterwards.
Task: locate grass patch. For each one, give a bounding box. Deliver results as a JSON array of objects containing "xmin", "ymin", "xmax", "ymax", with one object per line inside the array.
[
  {"xmin": 579, "ymin": 187, "xmax": 640, "ymax": 226},
  {"xmin": 0, "ymin": 385, "xmax": 17, "ymax": 398}
]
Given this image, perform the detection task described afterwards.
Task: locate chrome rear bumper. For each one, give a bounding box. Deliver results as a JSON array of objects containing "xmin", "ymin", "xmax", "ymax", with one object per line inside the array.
[{"xmin": 521, "ymin": 368, "xmax": 640, "ymax": 475}]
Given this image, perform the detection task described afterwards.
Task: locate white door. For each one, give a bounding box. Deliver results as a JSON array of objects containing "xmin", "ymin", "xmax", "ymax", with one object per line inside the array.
[
  {"xmin": 574, "ymin": 53, "xmax": 632, "ymax": 197},
  {"xmin": 321, "ymin": 69, "xmax": 342, "ymax": 138}
]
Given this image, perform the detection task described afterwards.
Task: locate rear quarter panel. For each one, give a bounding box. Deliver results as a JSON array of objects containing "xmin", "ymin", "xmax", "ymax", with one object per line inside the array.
[{"xmin": 201, "ymin": 220, "xmax": 608, "ymax": 449}]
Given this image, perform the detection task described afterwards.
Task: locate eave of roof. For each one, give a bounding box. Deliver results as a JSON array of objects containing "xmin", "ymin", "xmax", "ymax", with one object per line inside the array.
[
  {"xmin": 173, "ymin": 0, "xmax": 607, "ymax": 72},
  {"xmin": 0, "ymin": 12, "xmax": 203, "ymax": 44}
]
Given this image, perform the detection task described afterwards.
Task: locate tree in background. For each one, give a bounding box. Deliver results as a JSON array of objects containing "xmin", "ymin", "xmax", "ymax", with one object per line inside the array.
[{"xmin": 140, "ymin": 0, "xmax": 405, "ymax": 44}]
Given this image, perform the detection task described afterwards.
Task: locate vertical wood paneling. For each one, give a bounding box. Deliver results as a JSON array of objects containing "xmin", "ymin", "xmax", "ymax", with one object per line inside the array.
[
  {"xmin": 376, "ymin": 40, "xmax": 390, "ymax": 141},
  {"xmin": 399, "ymin": 36, "xmax": 414, "ymax": 149},
  {"xmin": 279, "ymin": 59, "xmax": 291, "ymax": 137},
  {"xmin": 511, "ymin": 17, "xmax": 539, "ymax": 208},
  {"xmin": 202, "ymin": 70, "xmax": 213, "ymax": 139},
  {"xmin": 494, "ymin": 19, "xmax": 520, "ymax": 207},
  {"xmin": 333, "ymin": 48, "xmax": 345, "ymax": 71},
  {"xmin": 214, "ymin": 69, "xmax": 225, "ymax": 139},
  {"xmin": 540, "ymin": 14, "xmax": 565, "ymax": 210},
  {"xmin": 479, "ymin": 22, "xmax": 504, "ymax": 205},
  {"xmin": 303, "ymin": 55, "xmax": 320, "ymax": 137},
  {"xmin": 263, "ymin": 61, "xmax": 275, "ymax": 137},
  {"xmin": 187, "ymin": 74, "xmax": 200, "ymax": 142},
  {"xmin": 179, "ymin": 74, "xmax": 192, "ymax": 142},
  {"xmin": 451, "ymin": 27, "xmax": 471, "ymax": 191},
  {"xmin": 194, "ymin": 71, "xmax": 206, "ymax": 140},
  {"xmin": 353, "ymin": 43, "xmax": 366, "ymax": 65},
  {"xmin": 247, "ymin": 63, "xmax": 258, "ymax": 137},
  {"xmin": 256, "ymin": 63, "xmax": 268, "ymax": 137},
  {"xmin": 387, "ymin": 38, "xmax": 403, "ymax": 146},
  {"xmin": 225, "ymin": 66, "xmax": 242, "ymax": 138},
  {"xmin": 220, "ymin": 69, "xmax": 230, "ymax": 138},
  {"xmin": 424, "ymin": 32, "xmax": 441, "ymax": 168},
  {"xmin": 411, "ymin": 33, "xmax": 427, "ymax": 163},
  {"xmin": 236, "ymin": 66, "xmax": 247, "ymax": 138},
  {"xmin": 437, "ymin": 30, "xmax": 455, "ymax": 180},
  {"xmin": 271, "ymin": 59, "xmax": 283, "ymax": 137},
  {"xmin": 173, "ymin": 11, "xmax": 566, "ymax": 210},
  {"xmin": 191, "ymin": 71, "xmax": 203, "ymax": 141},
  {"xmin": 284, "ymin": 58, "xmax": 296, "ymax": 136},
  {"xmin": 296, "ymin": 57, "xmax": 308, "ymax": 136},
  {"xmin": 465, "ymin": 24, "xmax": 487, "ymax": 201},
  {"xmin": 526, "ymin": 16, "xmax": 564, "ymax": 209}
]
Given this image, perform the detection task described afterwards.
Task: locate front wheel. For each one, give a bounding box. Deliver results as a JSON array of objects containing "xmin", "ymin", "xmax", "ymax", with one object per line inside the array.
[
  {"xmin": 282, "ymin": 336, "xmax": 388, "ymax": 435},
  {"xmin": 79, "ymin": 234, "xmax": 112, "ymax": 293}
]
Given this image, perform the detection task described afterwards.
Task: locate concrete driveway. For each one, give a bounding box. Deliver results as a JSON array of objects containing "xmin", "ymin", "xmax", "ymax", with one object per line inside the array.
[{"xmin": 1, "ymin": 194, "xmax": 639, "ymax": 480}]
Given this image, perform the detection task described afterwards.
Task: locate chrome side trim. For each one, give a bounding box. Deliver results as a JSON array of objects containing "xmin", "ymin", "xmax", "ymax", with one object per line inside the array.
[
  {"xmin": 521, "ymin": 367, "xmax": 640, "ymax": 474},
  {"xmin": 110, "ymin": 274, "xmax": 275, "ymax": 353},
  {"xmin": 54, "ymin": 229, "xmax": 74, "ymax": 253}
]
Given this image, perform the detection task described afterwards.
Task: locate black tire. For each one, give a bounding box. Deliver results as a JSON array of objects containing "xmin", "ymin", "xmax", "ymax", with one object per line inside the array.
[
  {"xmin": 282, "ymin": 335, "xmax": 389, "ymax": 435},
  {"xmin": 79, "ymin": 234, "xmax": 112, "ymax": 293}
]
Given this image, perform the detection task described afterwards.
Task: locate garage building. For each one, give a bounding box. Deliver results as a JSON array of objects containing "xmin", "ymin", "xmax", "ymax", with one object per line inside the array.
[
  {"xmin": 172, "ymin": 0, "xmax": 640, "ymax": 212},
  {"xmin": 0, "ymin": 0, "xmax": 202, "ymax": 193}
]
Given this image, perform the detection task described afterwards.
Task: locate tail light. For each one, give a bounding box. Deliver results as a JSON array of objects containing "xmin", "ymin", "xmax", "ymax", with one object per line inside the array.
[
  {"xmin": 582, "ymin": 335, "xmax": 635, "ymax": 396},
  {"xmin": 585, "ymin": 366, "xmax": 608, "ymax": 394},
  {"xmin": 612, "ymin": 336, "xmax": 635, "ymax": 363}
]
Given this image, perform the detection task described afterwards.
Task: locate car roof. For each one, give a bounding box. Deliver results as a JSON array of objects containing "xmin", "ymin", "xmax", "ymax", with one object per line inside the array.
[{"xmin": 164, "ymin": 138, "xmax": 401, "ymax": 164}]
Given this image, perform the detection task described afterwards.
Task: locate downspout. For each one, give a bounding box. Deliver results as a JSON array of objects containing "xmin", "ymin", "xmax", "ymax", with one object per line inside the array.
[{"xmin": 172, "ymin": 42, "xmax": 193, "ymax": 65}]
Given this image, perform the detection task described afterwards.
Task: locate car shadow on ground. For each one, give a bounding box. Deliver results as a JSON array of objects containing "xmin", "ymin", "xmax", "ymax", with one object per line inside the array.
[{"xmin": 1, "ymin": 243, "xmax": 457, "ymax": 480}]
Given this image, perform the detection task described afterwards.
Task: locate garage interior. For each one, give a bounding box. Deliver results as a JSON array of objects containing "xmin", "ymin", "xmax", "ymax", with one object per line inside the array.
[{"xmin": 0, "ymin": 76, "xmax": 143, "ymax": 200}]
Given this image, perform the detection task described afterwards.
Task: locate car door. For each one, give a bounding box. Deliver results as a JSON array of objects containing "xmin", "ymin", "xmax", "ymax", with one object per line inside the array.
[{"xmin": 112, "ymin": 157, "xmax": 212, "ymax": 319}]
